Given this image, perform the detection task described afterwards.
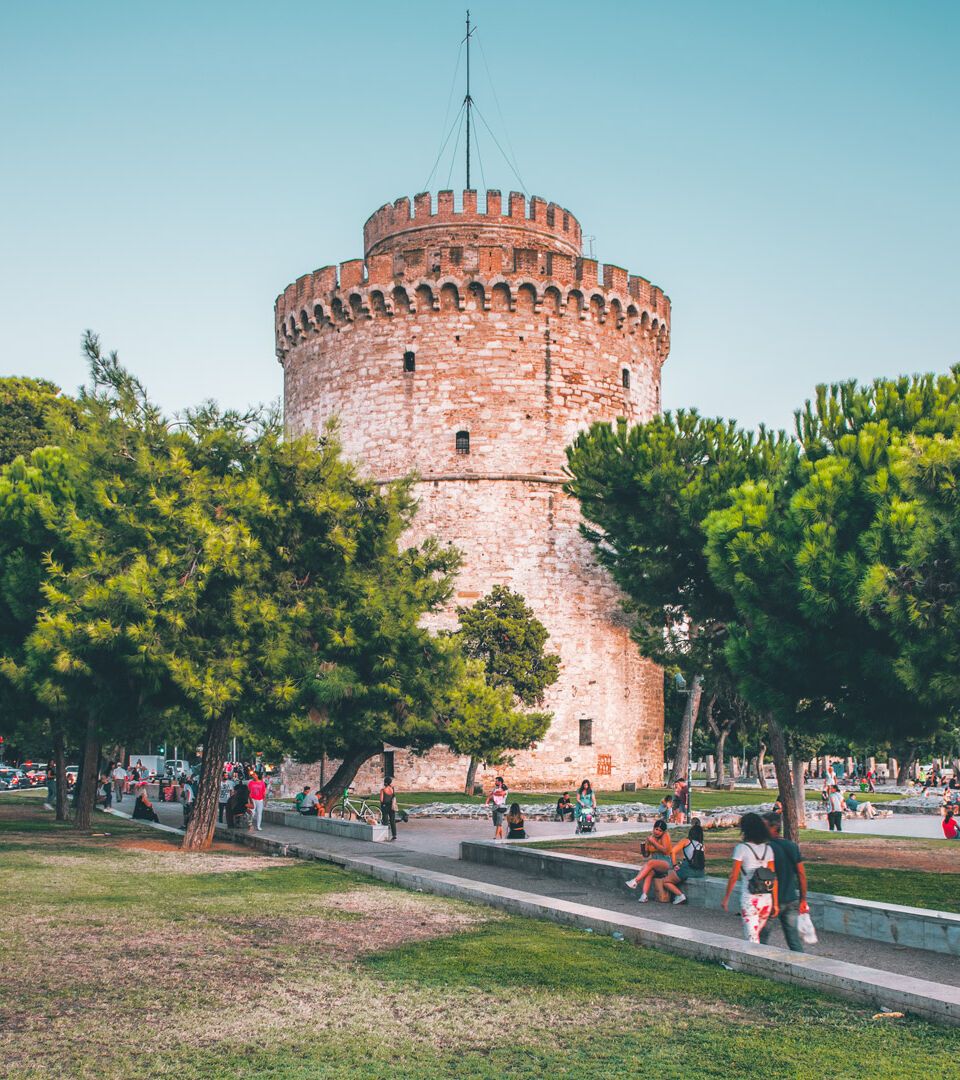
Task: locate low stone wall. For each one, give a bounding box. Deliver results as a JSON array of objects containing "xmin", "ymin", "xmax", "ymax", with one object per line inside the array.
[
  {"xmin": 261, "ymin": 808, "xmax": 389, "ymax": 843},
  {"xmin": 460, "ymin": 841, "xmax": 960, "ymax": 957}
]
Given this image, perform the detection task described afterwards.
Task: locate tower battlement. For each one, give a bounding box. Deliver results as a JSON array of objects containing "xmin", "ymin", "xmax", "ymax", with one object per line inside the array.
[
  {"xmin": 363, "ymin": 190, "xmax": 582, "ymax": 259},
  {"xmin": 275, "ymin": 244, "xmax": 670, "ymax": 360}
]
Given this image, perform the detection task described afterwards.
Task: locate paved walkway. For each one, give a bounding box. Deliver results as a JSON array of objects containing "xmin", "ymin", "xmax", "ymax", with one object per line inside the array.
[{"xmin": 119, "ymin": 799, "xmax": 959, "ymax": 989}]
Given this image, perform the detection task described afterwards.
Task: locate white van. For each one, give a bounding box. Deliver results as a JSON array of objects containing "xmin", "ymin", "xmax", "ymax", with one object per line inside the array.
[{"xmin": 164, "ymin": 759, "xmax": 191, "ymax": 778}]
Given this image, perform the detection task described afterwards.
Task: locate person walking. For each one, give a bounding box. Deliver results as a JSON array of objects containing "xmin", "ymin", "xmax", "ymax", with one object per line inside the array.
[
  {"xmin": 247, "ymin": 772, "xmax": 267, "ymax": 831},
  {"xmin": 721, "ymin": 812, "xmax": 778, "ymax": 943},
  {"xmin": 574, "ymin": 779, "xmax": 597, "ymax": 829},
  {"xmin": 218, "ymin": 773, "xmax": 235, "ymax": 824},
  {"xmin": 181, "ymin": 777, "xmax": 195, "ymax": 827},
  {"xmin": 379, "ymin": 775, "xmax": 398, "ymax": 841},
  {"xmin": 827, "ymin": 785, "xmax": 845, "ymax": 831},
  {"xmin": 759, "ymin": 813, "xmax": 809, "ymax": 952},
  {"xmin": 485, "ymin": 777, "xmax": 509, "ymax": 840},
  {"xmin": 111, "ymin": 761, "xmax": 127, "ymax": 803}
]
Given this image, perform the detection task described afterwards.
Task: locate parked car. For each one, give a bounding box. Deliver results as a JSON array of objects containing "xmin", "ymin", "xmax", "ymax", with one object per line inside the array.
[
  {"xmin": 20, "ymin": 763, "xmax": 48, "ymax": 786},
  {"xmin": 0, "ymin": 768, "xmax": 29, "ymax": 790}
]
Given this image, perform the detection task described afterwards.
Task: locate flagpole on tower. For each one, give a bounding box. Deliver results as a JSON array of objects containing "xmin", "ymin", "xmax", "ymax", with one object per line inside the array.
[{"xmin": 464, "ymin": 10, "xmax": 475, "ymax": 189}]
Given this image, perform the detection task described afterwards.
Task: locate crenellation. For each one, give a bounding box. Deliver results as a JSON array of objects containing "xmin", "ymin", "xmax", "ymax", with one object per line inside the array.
[{"xmin": 339, "ymin": 259, "xmax": 364, "ymax": 289}]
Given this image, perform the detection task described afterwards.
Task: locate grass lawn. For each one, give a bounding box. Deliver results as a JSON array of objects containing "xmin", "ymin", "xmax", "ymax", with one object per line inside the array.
[{"xmin": 2, "ymin": 794, "xmax": 958, "ymax": 1079}]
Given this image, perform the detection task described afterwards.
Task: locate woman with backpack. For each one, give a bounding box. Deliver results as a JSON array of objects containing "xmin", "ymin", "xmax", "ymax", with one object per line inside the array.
[
  {"xmin": 661, "ymin": 819, "xmax": 706, "ymax": 905},
  {"xmin": 721, "ymin": 812, "xmax": 779, "ymax": 942}
]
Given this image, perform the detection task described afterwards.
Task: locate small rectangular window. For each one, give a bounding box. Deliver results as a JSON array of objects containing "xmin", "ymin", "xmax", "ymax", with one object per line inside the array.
[
  {"xmin": 403, "ymin": 351, "xmax": 415, "ymax": 372},
  {"xmin": 455, "ymin": 430, "xmax": 470, "ymax": 454},
  {"xmin": 579, "ymin": 718, "xmax": 593, "ymax": 746},
  {"xmin": 622, "ymin": 368, "xmax": 630, "ymax": 389}
]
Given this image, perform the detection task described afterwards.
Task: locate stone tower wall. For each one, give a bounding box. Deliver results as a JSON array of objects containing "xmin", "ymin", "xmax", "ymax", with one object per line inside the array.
[{"xmin": 277, "ymin": 189, "xmax": 669, "ymax": 792}]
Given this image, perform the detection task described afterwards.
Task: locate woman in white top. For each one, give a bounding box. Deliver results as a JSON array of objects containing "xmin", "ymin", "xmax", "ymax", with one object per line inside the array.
[{"xmin": 721, "ymin": 812, "xmax": 779, "ymax": 943}]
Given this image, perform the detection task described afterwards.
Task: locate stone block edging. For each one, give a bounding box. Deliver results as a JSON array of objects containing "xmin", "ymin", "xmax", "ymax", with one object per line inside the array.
[
  {"xmin": 460, "ymin": 841, "xmax": 960, "ymax": 957},
  {"xmin": 261, "ymin": 808, "xmax": 389, "ymax": 842}
]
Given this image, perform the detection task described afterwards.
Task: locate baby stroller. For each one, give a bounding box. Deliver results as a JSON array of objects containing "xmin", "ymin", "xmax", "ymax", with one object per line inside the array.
[{"xmin": 575, "ymin": 805, "xmax": 598, "ymax": 834}]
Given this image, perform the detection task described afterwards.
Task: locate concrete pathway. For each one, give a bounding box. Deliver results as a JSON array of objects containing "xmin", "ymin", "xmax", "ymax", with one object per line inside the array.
[{"xmin": 126, "ymin": 798, "xmax": 960, "ymax": 989}]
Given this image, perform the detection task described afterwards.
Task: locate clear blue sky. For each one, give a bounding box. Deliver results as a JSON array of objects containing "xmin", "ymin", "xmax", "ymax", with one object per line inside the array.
[{"xmin": 1, "ymin": 0, "xmax": 957, "ymax": 430}]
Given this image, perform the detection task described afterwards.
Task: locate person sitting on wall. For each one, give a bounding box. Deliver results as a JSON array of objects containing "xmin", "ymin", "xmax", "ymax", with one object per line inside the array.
[
  {"xmin": 505, "ymin": 803, "xmax": 527, "ymax": 840},
  {"xmin": 132, "ymin": 784, "xmax": 159, "ymax": 823},
  {"xmin": 555, "ymin": 792, "xmax": 574, "ymax": 822},
  {"xmin": 843, "ymin": 791, "xmax": 877, "ymax": 819},
  {"xmin": 657, "ymin": 794, "xmax": 674, "ymax": 821},
  {"xmin": 943, "ymin": 808, "xmax": 959, "ymax": 840},
  {"xmin": 624, "ymin": 820, "xmax": 674, "ymax": 902}
]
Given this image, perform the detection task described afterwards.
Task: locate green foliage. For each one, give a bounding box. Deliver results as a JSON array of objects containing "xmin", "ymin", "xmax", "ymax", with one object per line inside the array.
[
  {"xmin": 0, "ymin": 376, "xmax": 78, "ymax": 467},
  {"xmin": 0, "ymin": 334, "xmax": 463, "ymax": 839},
  {"xmin": 565, "ymin": 411, "xmax": 791, "ymax": 687},
  {"xmin": 441, "ymin": 660, "xmax": 550, "ymax": 767},
  {"xmin": 455, "ymin": 585, "xmax": 560, "ymax": 705},
  {"xmin": 705, "ymin": 371, "xmax": 958, "ymax": 748},
  {"xmin": 445, "ymin": 586, "xmax": 557, "ymax": 779}
]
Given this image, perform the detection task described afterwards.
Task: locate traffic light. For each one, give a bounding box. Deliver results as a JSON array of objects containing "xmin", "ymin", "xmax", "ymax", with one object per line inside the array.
[{"xmin": 157, "ymin": 745, "xmax": 166, "ymax": 755}]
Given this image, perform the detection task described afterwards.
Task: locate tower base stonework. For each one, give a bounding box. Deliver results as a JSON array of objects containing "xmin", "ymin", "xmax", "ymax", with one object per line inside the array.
[{"xmin": 276, "ymin": 189, "xmax": 669, "ymax": 793}]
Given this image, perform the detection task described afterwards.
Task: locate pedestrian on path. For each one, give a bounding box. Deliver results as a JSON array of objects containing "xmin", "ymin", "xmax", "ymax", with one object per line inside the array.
[
  {"xmin": 759, "ymin": 813, "xmax": 809, "ymax": 953},
  {"xmin": 112, "ymin": 761, "xmax": 127, "ymax": 803},
  {"xmin": 721, "ymin": 812, "xmax": 778, "ymax": 943},
  {"xmin": 485, "ymin": 777, "xmax": 509, "ymax": 840},
  {"xmin": 181, "ymin": 777, "xmax": 195, "ymax": 827},
  {"xmin": 218, "ymin": 774, "xmax": 235, "ymax": 824},
  {"xmin": 827, "ymin": 785, "xmax": 845, "ymax": 831},
  {"xmin": 379, "ymin": 776, "xmax": 398, "ymax": 841},
  {"xmin": 248, "ymin": 773, "xmax": 266, "ymax": 831},
  {"xmin": 574, "ymin": 779, "xmax": 597, "ymax": 829}
]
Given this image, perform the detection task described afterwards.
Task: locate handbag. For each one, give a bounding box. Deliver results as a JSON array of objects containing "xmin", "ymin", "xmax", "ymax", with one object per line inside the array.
[
  {"xmin": 746, "ymin": 844, "xmax": 776, "ymax": 895},
  {"xmin": 797, "ymin": 911, "xmax": 818, "ymax": 944}
]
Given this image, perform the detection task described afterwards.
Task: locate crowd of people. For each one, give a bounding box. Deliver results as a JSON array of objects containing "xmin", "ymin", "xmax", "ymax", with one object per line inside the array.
[{"xmin": 621, "ymin": 810, "xmax": 810, "ymax": 950}]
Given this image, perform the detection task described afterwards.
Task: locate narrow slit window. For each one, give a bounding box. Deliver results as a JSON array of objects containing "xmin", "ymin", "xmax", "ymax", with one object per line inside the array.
[
  {"xmin": 579, "ymin": 718, "xmax": 593, "ymax": 746},
  {"xmin": 403, "ymin": 351, "xmax": 415, "ymax": 372},
  {"xmin": 622, "ymin": 368, "xmax": 631, "ymax": 389},
  {"xmin": 455, "ymin": 430, "xmax": 470, "ymax": 455}
]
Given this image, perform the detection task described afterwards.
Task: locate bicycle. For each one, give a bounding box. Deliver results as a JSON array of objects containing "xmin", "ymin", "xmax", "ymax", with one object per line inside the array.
[{"xmin": 332, "ymin": 790, "xmax": 383, "ymax": 826}]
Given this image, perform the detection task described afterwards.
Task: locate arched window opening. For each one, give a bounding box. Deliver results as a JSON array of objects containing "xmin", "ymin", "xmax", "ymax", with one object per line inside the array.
[
  {"xmin": 403, "ymin": 351, "xmax": 416, "ymax": 373},
  {"xmin": 455, "ymin": 430, "xmax": 470, "ymax": 455},
  {"xmin": 622, "ymin": 368, "xmax": 631, "ymax": 389}
]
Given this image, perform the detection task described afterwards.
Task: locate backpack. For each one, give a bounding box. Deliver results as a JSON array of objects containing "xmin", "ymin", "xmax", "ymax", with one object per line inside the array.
[
  {"xmin": 684, "ymin": 840, "xmax": 705, "ymax": 871},
  {"xmin": 745, "ymin": 843, "xmax": 776, "ymax": 895}
]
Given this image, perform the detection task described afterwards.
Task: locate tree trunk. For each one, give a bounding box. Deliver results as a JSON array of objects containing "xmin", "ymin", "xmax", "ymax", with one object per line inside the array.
[
  {"xmin": 756, "ymin": 742, "xmax": 768, "ymax": 789},
  {"xmin": 53, "ymin": 729, "xmax": 68, "ymax": 822},
  {"xmin": 464, "ymin": 755, "xmax": 479, "ymax": 797},
  {"xmin": 182, "ymin": 713, "xmax": 231, "ymax": 851},
  {"xmin": 791, "ymin": 752, "xmax": 807, "ymax": 826},
  {"xmin": 714, "ymin": 731, "xmax": 728, "ymax": 786},
  {"xmin": 896, "ymin": 747, "xmax": 915, "ymax": 785},
  {"xmin": 318, "ymin": 747, "xmax": 378, "ymax": 812},
  {"xmin": 705, "ymin": 755, "xmax": 715, "ymax": 783},
  {"xmin": 767, "ymin": 714, "xmax": 801, "ymax": 842},
  {"xmin": 73, "ymin": 717, "xmax": 99, "ymax": 831},
  {"xmin": 671, "ymin": 673, "xmax": 703, "ymax": 783}
]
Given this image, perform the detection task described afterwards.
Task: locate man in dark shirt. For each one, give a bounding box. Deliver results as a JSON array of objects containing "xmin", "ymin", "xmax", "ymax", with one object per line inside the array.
[{"xmin": 759, "ymin": 812, "xmax": 809, "ymax": 952}]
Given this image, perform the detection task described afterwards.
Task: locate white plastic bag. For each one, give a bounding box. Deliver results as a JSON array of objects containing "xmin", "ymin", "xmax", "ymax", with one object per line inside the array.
[{"xmin": 797, "ymin": 911, "xmax": 818, "ymax": 945}]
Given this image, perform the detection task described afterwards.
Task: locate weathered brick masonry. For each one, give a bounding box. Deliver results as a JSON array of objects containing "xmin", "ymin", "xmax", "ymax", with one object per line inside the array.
[{"xmin": 276, "ymin": 190, "xmax": 670, "ymax": 792}]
